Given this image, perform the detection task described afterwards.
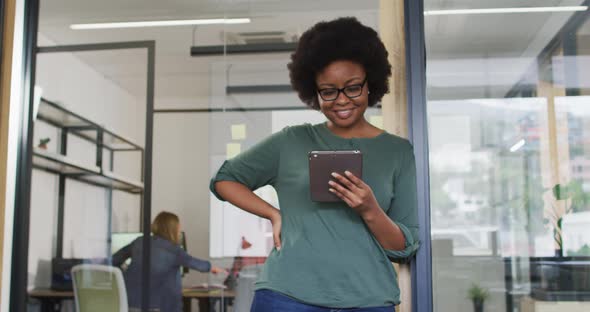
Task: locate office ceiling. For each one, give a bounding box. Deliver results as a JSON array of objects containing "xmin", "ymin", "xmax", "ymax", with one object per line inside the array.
[{"xmin": 37, "ymin": 0, "xmax": 587, "ymax": 107}]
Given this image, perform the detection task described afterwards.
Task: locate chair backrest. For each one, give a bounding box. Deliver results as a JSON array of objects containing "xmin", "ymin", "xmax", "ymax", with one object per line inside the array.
[
  {"xmin": 233, "ymin": 264, "xmax": 264, "ymax": 312},
  {"xmin": 71, "ymin": 264, "xmax": 128, "ymax": 312}
]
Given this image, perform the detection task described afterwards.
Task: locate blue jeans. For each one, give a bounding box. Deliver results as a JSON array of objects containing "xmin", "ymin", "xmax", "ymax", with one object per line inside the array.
[{"xmin": 250, "ymin": 289, "xmax": 395, "ymax": 312}]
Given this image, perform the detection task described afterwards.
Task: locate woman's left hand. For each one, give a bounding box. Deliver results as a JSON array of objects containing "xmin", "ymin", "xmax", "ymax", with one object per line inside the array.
[{"xmin": 329, "ymin": 171, "xmax": 380, "ymax": 217}]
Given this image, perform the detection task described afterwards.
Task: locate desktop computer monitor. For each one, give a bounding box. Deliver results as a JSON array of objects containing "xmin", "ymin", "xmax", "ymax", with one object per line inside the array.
[
  {"xmin": 111, "ymin": 232, "xmax": 143, "ymax": 266},
  {"xmin": 179, "ymin": 231, "xmax": 189, "ymax": 275},
  {"xmin": 111, "ymin": 232, "xmax": 189, "ymax": 276}
]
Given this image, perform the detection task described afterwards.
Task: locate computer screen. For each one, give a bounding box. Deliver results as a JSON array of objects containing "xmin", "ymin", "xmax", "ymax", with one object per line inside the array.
[
  {"xmin": 110, "ymin": 232, "xmax": 188, "ymax": 276},
  {"xmin": 111, "ymin": 232, "xmax": 143, "ymax": 265},
  {"xmin": 180, "ymin": 231, "xmax": 189, "ymax": 275}
]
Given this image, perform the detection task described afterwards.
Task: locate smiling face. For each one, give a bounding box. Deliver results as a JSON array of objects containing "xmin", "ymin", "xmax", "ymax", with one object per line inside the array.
[{"xmin": 316, "ymin": 60, "xmax": 369, "ymax": 132}]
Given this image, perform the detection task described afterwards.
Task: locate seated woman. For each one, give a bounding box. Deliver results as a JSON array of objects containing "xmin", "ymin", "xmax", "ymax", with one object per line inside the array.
[{"xmin": 113, "ymin": 211, "xmax": 225, "ymax": 312}]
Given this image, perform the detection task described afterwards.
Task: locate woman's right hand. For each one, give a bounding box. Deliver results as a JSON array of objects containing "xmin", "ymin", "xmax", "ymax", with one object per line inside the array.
[
  {"xmin": 210, "ymin": 266, "xmax": 228, "ymax": 275},
  {"xmin": 269, "ymin": 209, "xmax": 282, "ymax": 251}
]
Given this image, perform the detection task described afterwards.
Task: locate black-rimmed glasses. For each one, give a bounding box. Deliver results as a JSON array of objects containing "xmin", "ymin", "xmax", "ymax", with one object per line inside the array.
[{"xmin": 317, "ymin": 77, "xmax": 367, "ymax": 101}]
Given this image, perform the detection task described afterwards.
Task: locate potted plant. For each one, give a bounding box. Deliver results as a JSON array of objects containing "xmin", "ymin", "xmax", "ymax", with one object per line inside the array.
[
  {"xmin": 528, "ymin": 180, "xmax": 590, "ymax": 300},
  {"xmin": 468, "ymin": 283, "xmax": 489, "ymax": 312},
  {"xmin": 38, "ymin": 137, "xmax": 50, "ymax": 150},
  {"xmin": 544, "ymin": 181, "xmax": 590, "ymax": 257}
]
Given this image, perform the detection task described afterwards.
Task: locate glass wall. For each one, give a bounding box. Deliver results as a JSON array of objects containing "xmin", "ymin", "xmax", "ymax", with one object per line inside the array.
[
  {"xmin": 204, "ymin": 2, "xmax": 382, "ymax": 311},
  {"xmin": 29, "ymin": 4, "xmax": 149, "ymax": 310},
  {"xmin": 25, "ymin": 1, "xmax": 383, "ymax": 311},
  {"xmin": 425, "ymin": 1, "xmax": 590, "ymax": 311}
]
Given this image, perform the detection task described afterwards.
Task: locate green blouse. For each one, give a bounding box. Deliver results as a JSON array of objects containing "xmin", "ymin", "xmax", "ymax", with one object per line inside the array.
[{"xmin": 210, "ymin": 122, "xmax": 420, "ymax": 308}]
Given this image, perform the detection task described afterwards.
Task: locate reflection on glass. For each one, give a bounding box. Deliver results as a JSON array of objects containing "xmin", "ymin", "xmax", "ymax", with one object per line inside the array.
[
  {"xmin": 208, "ymin": 5, "xmax": 382, "ymax": 310},
  {"xmin": 426, "ymin": 1, "xmax": 590, "ymax": 311},
  {"xmin": 555, "ymin": 96, "xmax": 590, "ymax": 258}
]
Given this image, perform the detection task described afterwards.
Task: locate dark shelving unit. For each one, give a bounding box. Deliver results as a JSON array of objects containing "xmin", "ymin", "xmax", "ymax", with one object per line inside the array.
[{"xmin": 33, "ymin": 97, "xmax": 144, "ymax": 257}]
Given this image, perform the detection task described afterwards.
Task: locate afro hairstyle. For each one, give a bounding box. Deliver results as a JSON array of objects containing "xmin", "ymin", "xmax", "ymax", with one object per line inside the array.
[{"xmin": 288, "ymin": 17, "xmax": 392, "ymax": 110}]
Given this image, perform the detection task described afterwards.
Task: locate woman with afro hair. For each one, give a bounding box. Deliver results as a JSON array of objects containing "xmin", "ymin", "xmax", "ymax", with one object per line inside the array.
[{"xmin": 211, "ymin": 17, "xmax": 419, "ymax": 311}]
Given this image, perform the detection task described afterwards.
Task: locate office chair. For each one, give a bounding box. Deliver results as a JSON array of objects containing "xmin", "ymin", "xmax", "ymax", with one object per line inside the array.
[
  {"xmin": 233, "ymin": 263, "xmax": 264, "ymax": 312},
  {"xmin": 71, "ymin": 264, "xmax": 128, "ymax": 312}
]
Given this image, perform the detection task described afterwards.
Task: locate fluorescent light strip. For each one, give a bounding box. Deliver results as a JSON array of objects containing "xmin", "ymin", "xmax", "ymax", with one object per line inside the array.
[
  {"xmin": 425, "ymin": 6, "xmax": 588, "ymax": 16},
  {"xmin": 71, "ymin": 18, "xmax": 251, "ymax": 30},
  {"xmin": 510, "ymin": 139, "xmax": 526, "ymax": 153}
]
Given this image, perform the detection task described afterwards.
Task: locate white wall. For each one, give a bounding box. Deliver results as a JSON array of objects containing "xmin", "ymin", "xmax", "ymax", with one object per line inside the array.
[
  {"xmin": 152, "ymin": 113, "xmax": 211, "ymax": 287},
  {"xmin": 28, "ymin": 33, "xmax": 144, "ymax": 288}
]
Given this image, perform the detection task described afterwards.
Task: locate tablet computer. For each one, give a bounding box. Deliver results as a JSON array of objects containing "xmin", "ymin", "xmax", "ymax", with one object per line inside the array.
[{"xmin": 308, "ymin": 150, "xmax": 363, "ymax": 202}]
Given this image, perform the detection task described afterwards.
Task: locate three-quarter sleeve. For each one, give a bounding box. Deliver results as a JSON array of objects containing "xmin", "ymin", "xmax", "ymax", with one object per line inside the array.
[
  {"xmin": 209, "ymin": 128, "xmax": 286, "ymax": 201},
  {"xmin": 384, "ymin": 142, "xmax": 420, "ymax": 263}
]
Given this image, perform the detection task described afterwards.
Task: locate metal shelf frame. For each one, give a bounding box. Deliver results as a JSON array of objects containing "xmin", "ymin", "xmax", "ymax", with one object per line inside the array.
[
  {"xmin": 36, "ymin": 97, "xmax": 143, "ymax": 151},
  {"xmin": 33, "ymin": 96, "xmax": 146, "ymax": 258},
  {"xmin": 32, "ymin": 148, "xmax": 144, "ymax": 193}
]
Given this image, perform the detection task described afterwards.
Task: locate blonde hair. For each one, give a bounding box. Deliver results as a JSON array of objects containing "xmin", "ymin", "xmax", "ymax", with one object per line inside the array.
[{"xmin": 151, "ymin": 211, "xmax": 180, "ymax": 244}]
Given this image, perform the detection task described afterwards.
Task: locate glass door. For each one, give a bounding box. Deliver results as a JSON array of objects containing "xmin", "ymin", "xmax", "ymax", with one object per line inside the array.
[{"xmin": 424, "ymin": 1, "xmax": 590, "ymax": 311}]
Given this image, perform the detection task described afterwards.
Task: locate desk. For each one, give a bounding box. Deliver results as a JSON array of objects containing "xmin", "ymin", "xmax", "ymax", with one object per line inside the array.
[
  {"xmin": 28, "ymin": 289, "xmax": 73, "ymax": 312},
  {"xmin": 29, "ymin": 288, "xmax": 235, "ymax": 312},
  {"xmin": 182, "ymin": 289, "xmax": 235, "ymax": 312}
]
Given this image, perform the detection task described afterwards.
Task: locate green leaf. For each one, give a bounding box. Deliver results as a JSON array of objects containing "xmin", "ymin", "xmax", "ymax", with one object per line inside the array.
[
  {"xmin": 552, "ymin": 181, "xmax": 581, "ymax": 201},
  {"xmin": 552, "ymin": 184, "xmax": 561, "ymax": 199}
]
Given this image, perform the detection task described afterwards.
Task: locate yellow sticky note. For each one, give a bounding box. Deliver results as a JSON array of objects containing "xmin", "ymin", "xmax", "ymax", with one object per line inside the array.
[
  {"xmin": 369, "ymin": 115, "xmax": 383, "ymax": 129},
  {"xmin": 226, "ymin": 143, "xmax": 241, "ymax": 159},
  {"xmin": 231, "ymin": 124, "xmax": 247, "ymax": 140}
]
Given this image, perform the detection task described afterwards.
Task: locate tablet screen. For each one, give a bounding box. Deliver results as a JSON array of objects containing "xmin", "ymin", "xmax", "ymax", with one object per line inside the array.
[{"xmin": 308, "ymin": 150, "xmax": 362, "ymax": 202}]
